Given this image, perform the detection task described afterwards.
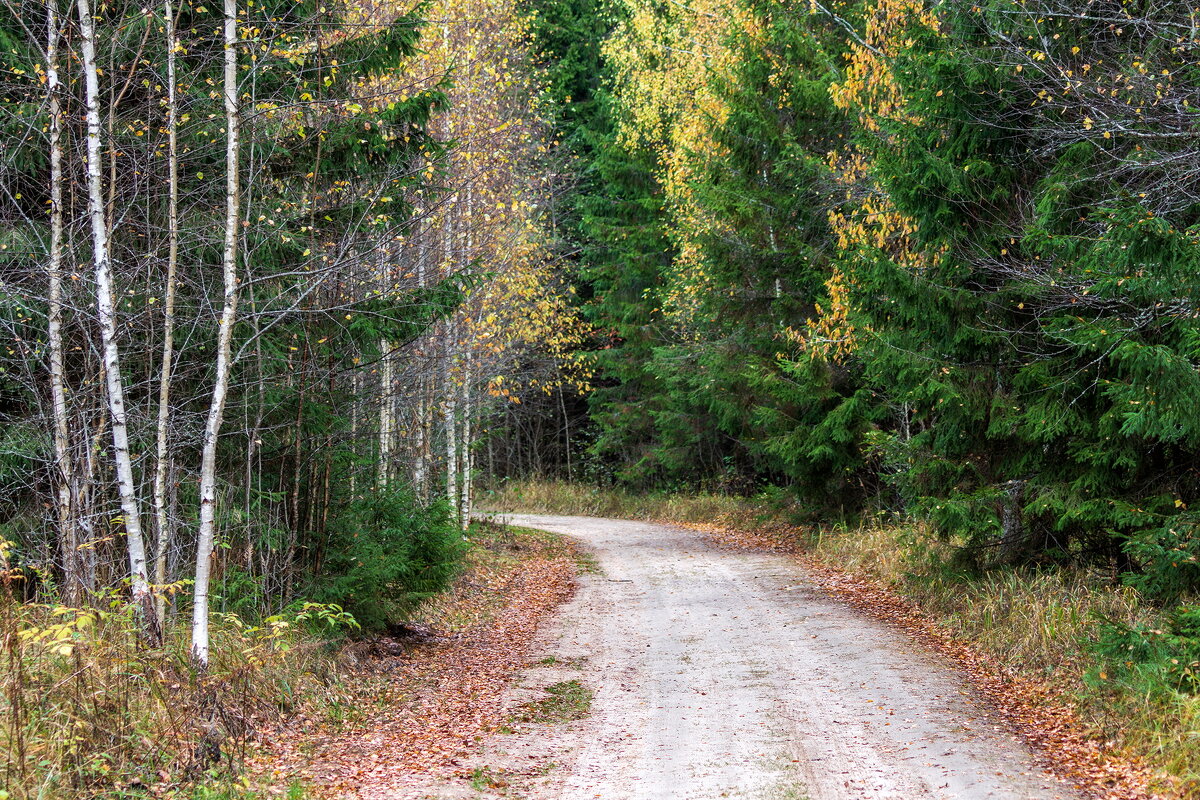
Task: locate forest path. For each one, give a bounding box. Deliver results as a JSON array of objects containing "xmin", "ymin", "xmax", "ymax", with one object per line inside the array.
[{"xmin": 479, "ymin": 514, "xmax": 1083, "ymax": 800}]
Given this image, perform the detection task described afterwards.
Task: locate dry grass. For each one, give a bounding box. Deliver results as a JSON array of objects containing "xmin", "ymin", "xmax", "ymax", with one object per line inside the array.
[
  {"xmin": 489, "ymin": 478, "xmax": 1200, "ymax": 796},
  {"xmin": 481, "ymin": 479, "xmax": 780, "ymax": 530},
  {"xmin": 0, "ymin": 520, "xmax": 577, "ymax": 800},
  {"xmin": 0, "ymin": 589, "xmax": 348, "ymax": 800}
]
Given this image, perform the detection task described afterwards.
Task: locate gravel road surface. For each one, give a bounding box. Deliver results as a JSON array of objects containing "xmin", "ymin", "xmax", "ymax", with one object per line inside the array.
[{"xmin": 483, "ymin": 514, "xmax": 1084, "ymax": 800}]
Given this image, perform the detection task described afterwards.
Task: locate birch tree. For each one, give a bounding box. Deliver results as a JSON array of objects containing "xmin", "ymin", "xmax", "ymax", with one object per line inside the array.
[
  {"xmin": 44, "ymin": 0, "xmax": 77, "ymax": 605},
  {"xmin": 75, "ymin": 0, "xmax": 158, "ymax": 638},
  {"xmin": 191, "ymin": 0, "xmax": 243, "ymax": 668},
  {"xmin": 152, "ymin": 0, "xmax": 181, "ymax": 628}
]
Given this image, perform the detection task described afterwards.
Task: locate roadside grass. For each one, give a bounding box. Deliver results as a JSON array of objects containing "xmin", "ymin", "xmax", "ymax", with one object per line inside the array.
[
  {"xmin": 0, "ymin": 591, "xmax": 348, "ymax": 800},
  {"xmin": 0, "ymin": 520, "xmax": 583, "ymax": 800},
  {"xmin": 820, "ymin": 524, "xmax": 1200, "ymax": 790},
  {"xmin": 509, "ymin": 680, "xmax": 593, "ymax": 725},
  {"xmin": 487, "ymin": 478, "xmax": 1200, "ymax": 797},
  {"xmin": 535, "ymin": 655, "xmax": 585, "ymax": 669},
  {"xmin": 469, "ymin": 765, "xmax": 509, "ymax": 791},
  {"xmin": 481, "ymin": 480, "xmax": 778, "ymax": 530}
]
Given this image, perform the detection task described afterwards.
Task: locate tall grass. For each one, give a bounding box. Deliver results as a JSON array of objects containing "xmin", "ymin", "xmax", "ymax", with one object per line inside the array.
[
  {"xmin": 0, "ymin": 587, "xmax": 348, "ymax": 799},
  {"xmin": 488, "ymin": 479, "xmax": 1200, "ymax": 795}
]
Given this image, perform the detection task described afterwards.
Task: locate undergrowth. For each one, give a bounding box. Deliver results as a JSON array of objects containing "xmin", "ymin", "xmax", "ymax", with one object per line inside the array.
[
  {"xmin": 487, "ymin": 478, "xmax": 1200, "ymax": 796},
  {"xmin": 0, "ymin": 487, "xmax": 466, "ymax": 799},
  {"xmin": 249, "ymin": 519, "xmax": 583, "ymax": 792},
  {"xmin": 0, "ymin": 589, "xmax": 354, "ymax": 800}
]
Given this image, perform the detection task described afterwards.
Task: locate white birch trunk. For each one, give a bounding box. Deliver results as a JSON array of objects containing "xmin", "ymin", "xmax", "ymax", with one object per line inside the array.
[
  {"xmin": 459, "ymin": 363, "xmax": 471, "ymax": 530},
  {"xmin": 191, "ymin": 0, "xmax": 241, "ymax": 668},
  {"xmin": 46, "ymin": 0, "xmax": 77, "ymax": 604},
  {"xmin": 440, "ymin": 190, "xmax": 458, "ymax": 521},
  {"xmin": 466, "ymin": 417, "xmax": 475, "ymax": 524},
  {"xmin": 443, "ymin": 386, "xmax": 458, "ymax": 524},
  {"xmin": 377, "ymin": 339, "xmax": 393, "ymax": 489},
  {"xmin": 458, "ymin": 184, "xmax": 473, "ymax": 529},
  {"xmin": 152, "ymin": 0, "xmax": 181, "ymax": 628},
  {"xmin": 414, "ymin": 391, "xmax": 427, "ymax": 498},
  {"xmin": 76, "ymin": 0, "xmax": 157, "ymax": 635},
  {"xmin": 413, "ymin": 232, "xmax": 428, "ymax": 498}
]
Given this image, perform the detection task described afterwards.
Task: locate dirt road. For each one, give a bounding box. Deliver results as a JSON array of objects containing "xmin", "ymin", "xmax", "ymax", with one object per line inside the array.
[{"xmin": 480, "ymin": 514, "xmax": 1084, "ymax": 800}]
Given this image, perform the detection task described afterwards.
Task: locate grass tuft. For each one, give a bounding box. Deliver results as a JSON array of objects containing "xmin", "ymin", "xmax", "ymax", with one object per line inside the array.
[{"xmin": 509, "ymin": 680, "xmax": 593, "ymax": 725}]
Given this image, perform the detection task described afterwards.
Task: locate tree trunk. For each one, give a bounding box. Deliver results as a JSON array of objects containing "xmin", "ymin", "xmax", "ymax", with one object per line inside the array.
[
  {"xmin": 76, "ymin": 0, "xmax": 158, "ymax": 640},
  {"xmin": 443, "ymin": 332, "xmax": 459, "ymax": 526},
  {"xmin": 153, "ymin": 0, "xmax": 181, "ymax": 629},
  {"xmin": 414, "ymin": 390, "xmax": 428, "ymax": 499},
  {"xmin": 349, "ymin": 369, "xmax": 359, "ymax": 496},
  {"xmin": 559, "ymin": 381, "xmax": 571, "ymax": 482},
  {"xmin": 46, "ymin": 0, "xmax": 78, "ymax": 605},
  {"xmin": 459, "ymin": 357, "xmax": 471, "ymax": 529},
  {"xmin": 413, "ymin": 229, "xmax": 428, "ymax": 499},
  {"xmin": 377, "ymin": 339, "xmax": 393, "ymax": 489},
  {"xmin": 999, "ymin": 479, "xmax": 1027, "ymax": 564},
  {"xmin": 191, "ymin": 0, "xmax": 241, "ymax": 669}
]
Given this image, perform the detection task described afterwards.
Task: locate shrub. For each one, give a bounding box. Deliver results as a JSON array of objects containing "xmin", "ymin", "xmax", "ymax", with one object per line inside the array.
[
  {"xmin": 1122, "ymin": 522, "xmax": 1200, "ymax": 603},
  {"xmin": 0, "ymin": 593, "xmax": 342, "ymax": 799},
  {"xmin": 310, "ymin": 490, "xmax": 464, "ymax": 631},
  {"xmin": 1095, "ymin": 605, "xmax": 1200, "ymax": 695}
]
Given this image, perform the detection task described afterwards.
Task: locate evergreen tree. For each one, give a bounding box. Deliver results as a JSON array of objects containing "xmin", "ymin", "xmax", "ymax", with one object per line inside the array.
[{"xmin": 850, "ymin": 0, "xmax": 1200, "ymax": 584}]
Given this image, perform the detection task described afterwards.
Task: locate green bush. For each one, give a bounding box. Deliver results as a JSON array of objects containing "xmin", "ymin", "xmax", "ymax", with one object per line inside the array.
[
  {"xmin": 1096, "ymin": 605, "xmax": 1200, "ymax": 695},
  {"xmin": 213, "ymin": 566, "xmax": 268, "ymax": 619},
  {"xmin": 310, "ymin": 490, "xmax": 464, "ymax": 631},
  {"xmin": 1123, "ymin": 522, "xmax": 1200, "ymax": 602}
]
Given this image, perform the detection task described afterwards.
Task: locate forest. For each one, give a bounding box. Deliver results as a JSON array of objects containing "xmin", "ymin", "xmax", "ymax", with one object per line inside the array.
[{"xmin": 2, "ymin": 0, "xmax": 1200, "ymax": 795}]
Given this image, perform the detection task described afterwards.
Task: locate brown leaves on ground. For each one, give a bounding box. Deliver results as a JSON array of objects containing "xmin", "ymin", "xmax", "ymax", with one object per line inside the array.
[
  {"xmin": 247, "ymin": 527, "xmax": 577, "ymax": 799},
  {"xmin": 685, "ymin": 519, "xmax": 1166, "ymax": 800}
]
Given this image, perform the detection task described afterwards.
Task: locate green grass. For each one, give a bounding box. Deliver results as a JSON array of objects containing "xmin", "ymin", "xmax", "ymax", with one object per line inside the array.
[
  {"xmin": 535, "ymin": 655, "xmax": 585, "ymax": 669},
  {"xmin": 469, "ymin": 765, "xmax": 509, "ymax": 791},
  {"xmin": 509, "ymin": 680, "xmax": 593, "ymax": 725}
]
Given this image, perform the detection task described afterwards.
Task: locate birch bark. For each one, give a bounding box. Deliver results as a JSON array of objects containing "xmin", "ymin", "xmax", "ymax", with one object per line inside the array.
[
  {"xmin": 46, "ymin": 0, "xmax": 78, "ymax": 604},
  {"xmin": 413, "ymin": 232, "xmax": 429, "ymax": 499},
  {"xmin": 76, "ymin": 0, "xmax": 157, "ymax": 636},
  {"xmin": 191, "ymin": 0, "xmax": 242, "ymax": 668},
  {"xmin": 152, "ymin": 0, "xmax": 181, "ymax": 628},
  {"xmin": 377, "ymin": 338, "xmax": 394, "ymax": 488},
  {"xmin": 459, "ymin": 358, "xmax": 471, "ymax": 529},
  {"xmin": 443, "ymin": 374, "xmax": 458, "ymax": 524}
]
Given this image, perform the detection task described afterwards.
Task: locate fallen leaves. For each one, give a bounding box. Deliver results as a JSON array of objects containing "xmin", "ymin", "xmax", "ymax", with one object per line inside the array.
[{"xmin": 247, "ymin": 528, "xmax": 578, "ymax": 798}]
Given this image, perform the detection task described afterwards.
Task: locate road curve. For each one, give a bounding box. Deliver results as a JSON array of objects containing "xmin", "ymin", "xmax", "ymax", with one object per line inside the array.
[{"xmin": 489, "ymin": 514, "xmax": 1084, "ymax": 800}]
